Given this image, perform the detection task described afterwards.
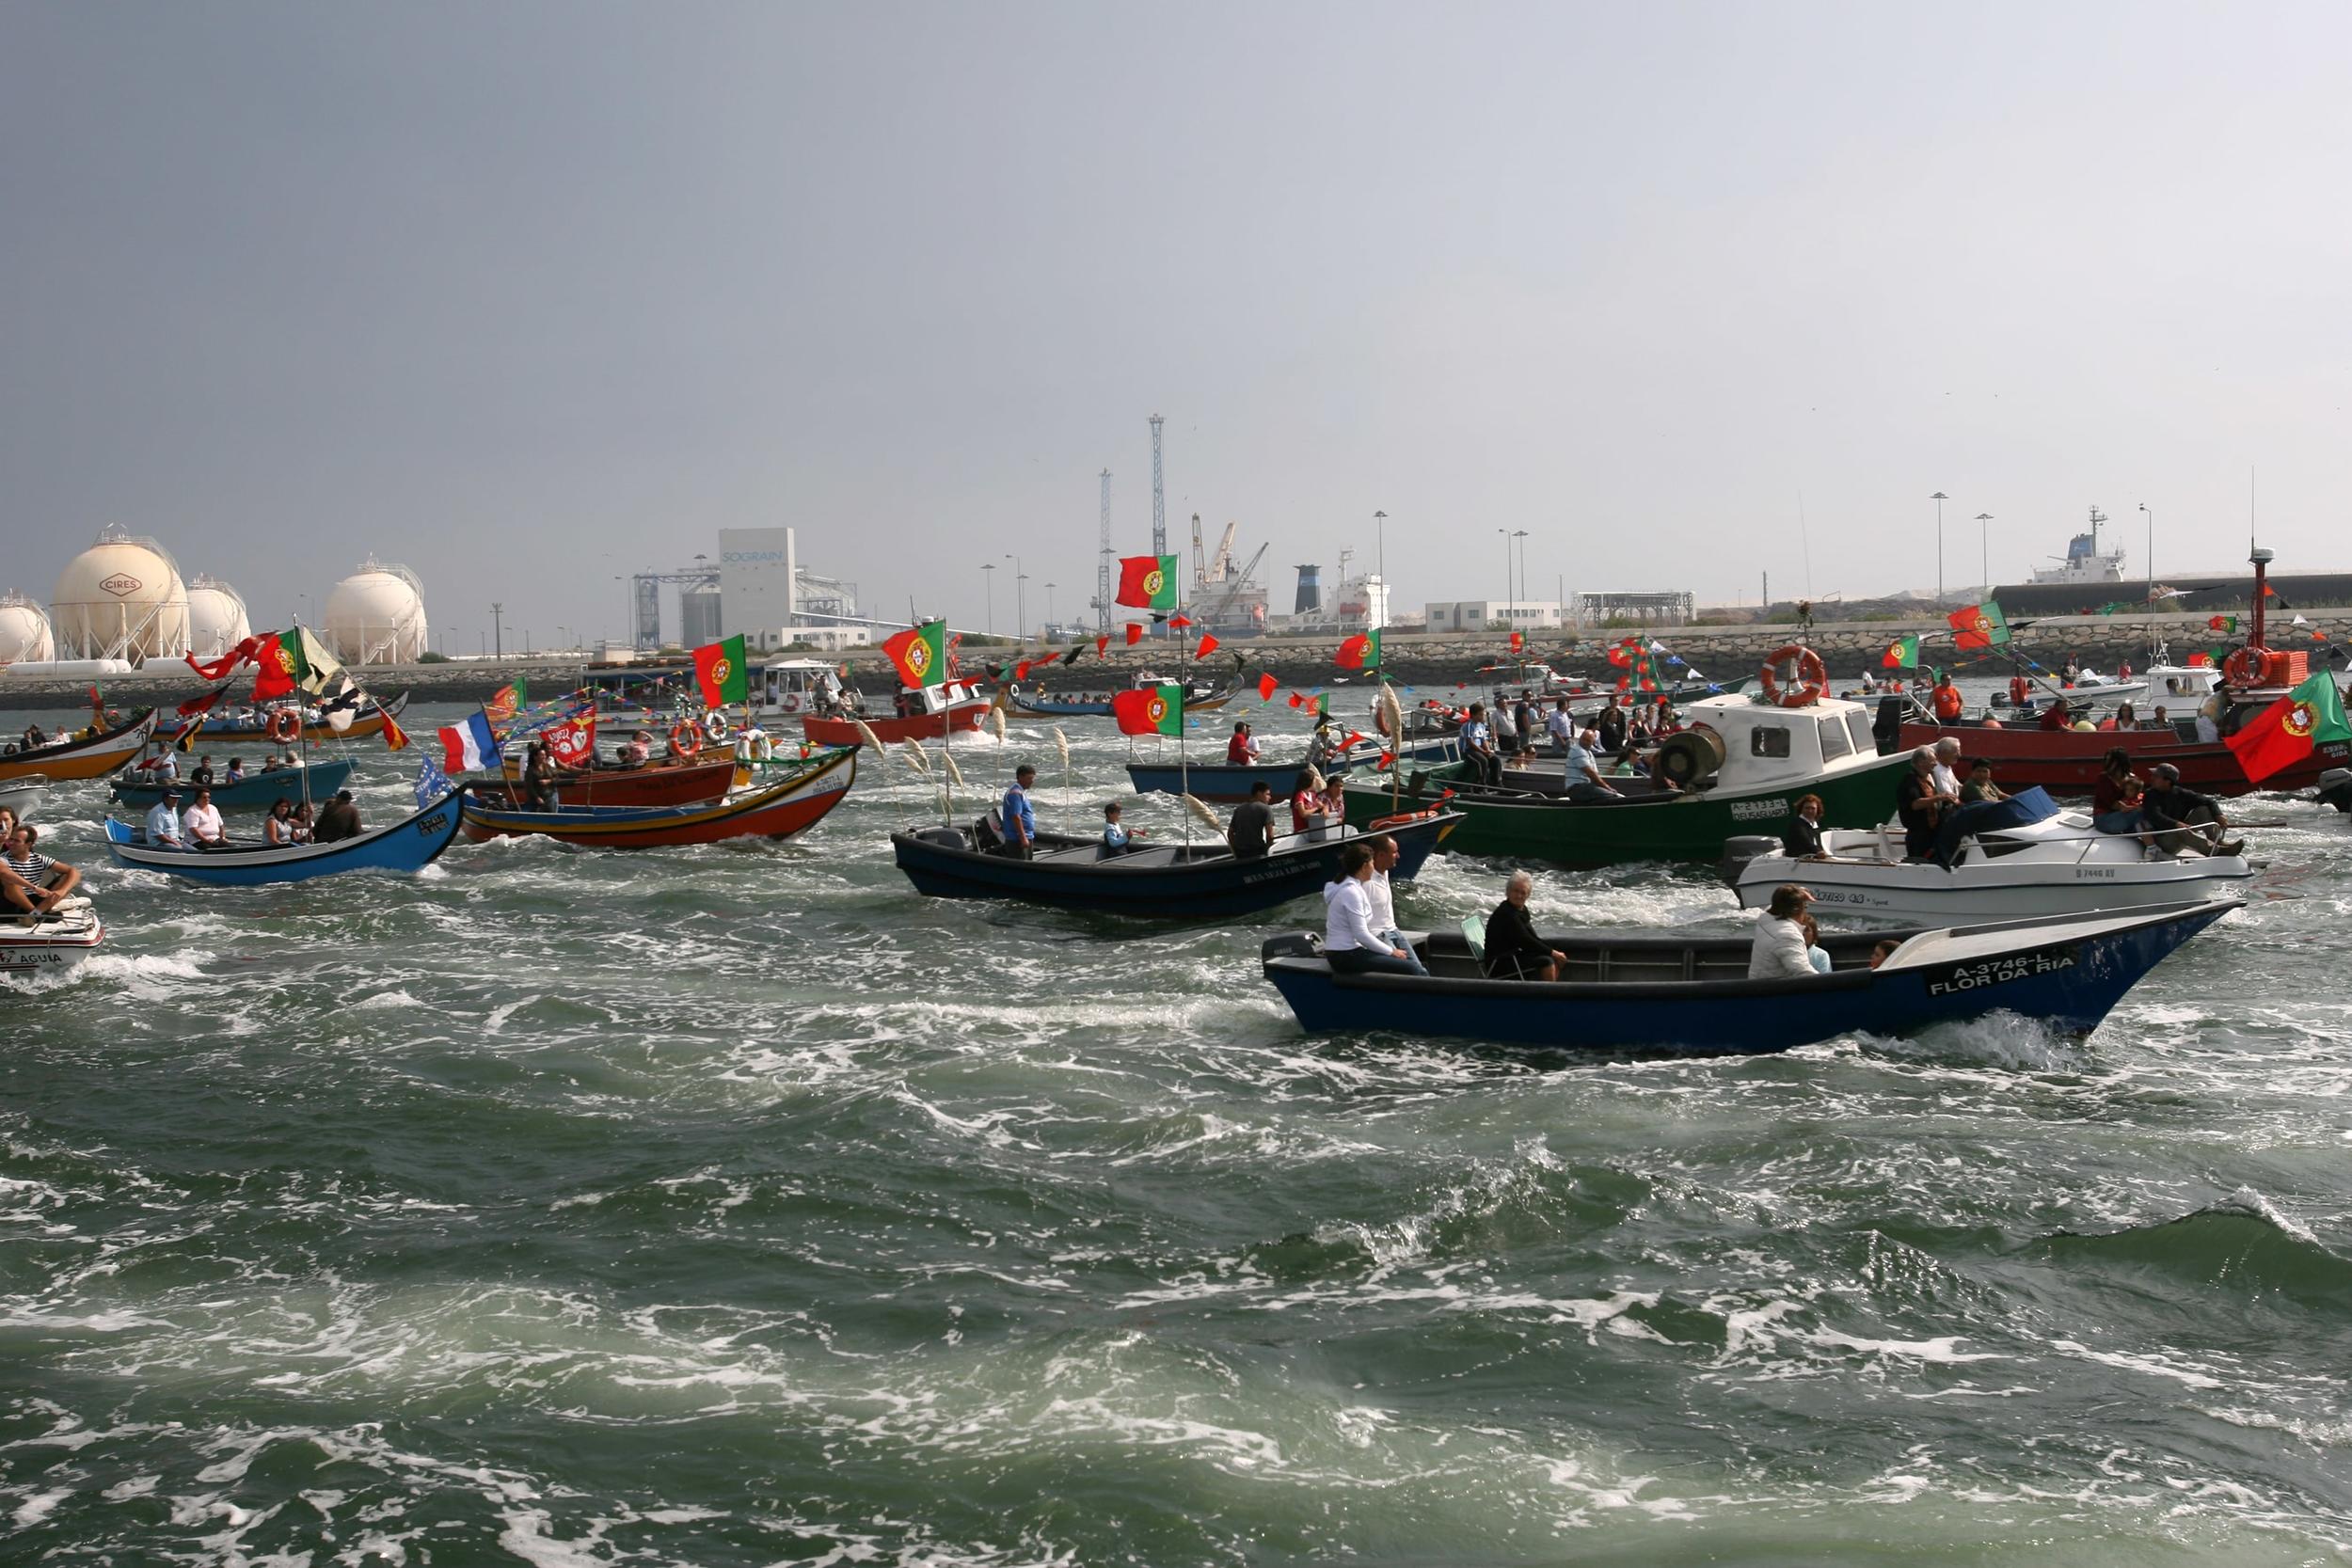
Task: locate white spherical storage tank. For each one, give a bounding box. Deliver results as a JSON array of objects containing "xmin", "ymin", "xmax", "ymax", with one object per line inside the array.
[
  {"xmin": 0, "ymin": 593, "xmax": 56, "ymax": 664},
  {"xmin": 324, "ymin": 558, "xmax": 428, "ymax": 665},
  {"xmin": 184, "ymin": 575, "xmax": 254, "ymax": 659},
  {"xmin": 50, "ymin": 528, "xmax": 190, "ymax": 663}
]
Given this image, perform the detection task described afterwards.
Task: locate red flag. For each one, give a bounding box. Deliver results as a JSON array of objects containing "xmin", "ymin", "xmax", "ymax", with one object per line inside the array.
[
  {"xmin": 184, "ymin": 638, "xmax": 258, "ymax": 682},
  {"xmin": 1124, "ymin": 623, "xmax": 1143, "ymax": 646},
  {"xmin": 546, "ymin": 712, "xmax": 597, "ymax": 767},
  {"xmin": 1168, "ymin": 614, "xmax": 1194, "ymax": 630},
  {"xmin": 381, "ymin": 712, "xmax": 411, "ymax": 752},
  {"xmin": 1288, "ymin": 691, "xmax": 1305, "ymax": 708},
  {"xmin": 1095, "ymin": 636, "xmax": 1109, "ymax": 656},
  {"xmin": 1195, "ymin": 633, "xmax": 1219, "ymax": 658},
  {"xmin": 1378, "ymin": 751, "xmax": 1394, "ymax": 768},
  {"xmin": 1342, "ymin": 731, "xmax": 1365, "ymax": 749},
  {"xmin": 1013, "ymin": 660, "xmax": 1033, "ymax": 680},
  {"xmin": 249, "ymin": 633, "xmax": 297, "ymax": 700},
  {"xmin": 1510, "ymin": 630, "xmax": 1524, "ymax": 651},
  {"xmin": 1257, "ymin": 673, "xmax": 1279, "ymax": 701},
  {"xmin": 176, "ymin": 686, "xmax": 229, "ymax": 720}
]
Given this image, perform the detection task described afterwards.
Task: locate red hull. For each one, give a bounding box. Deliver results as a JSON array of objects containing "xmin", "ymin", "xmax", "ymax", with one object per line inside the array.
[
  {"xmin": 494, "ymin": 755, "xmax": 736, "ymax": 808},
  {"xmin": 460, "ymin": 752, "xmax": 857, "ymax": 847},
  {"xmin": 1897, "ymin": 720, "xmax": 2351, "ymax": 797},
  {"xmin": 803, "ymin": 702, "xmax": 988, "ymax": 746}
]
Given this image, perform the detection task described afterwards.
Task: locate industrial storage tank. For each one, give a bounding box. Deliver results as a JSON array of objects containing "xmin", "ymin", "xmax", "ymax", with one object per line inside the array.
[
  {"xmin": 323, "ymin": 558, "xmax": 428, "ymax": 664},
  {"xmin": 50, "ymin": 527, "xmax": 189, "ymax": 663},
  {"xmin": 0, "ymin": 593, "xmax": 56, "ymax": 664},
  {"xmin": 184, "ymin": 575, "xmax": 253, "ymax": 658}
]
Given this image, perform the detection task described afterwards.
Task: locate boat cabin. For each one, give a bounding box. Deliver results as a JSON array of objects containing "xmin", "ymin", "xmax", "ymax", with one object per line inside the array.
[
  {"xmin": 760, "ymin": 657, "xmax": 850, "ymax": 716},
  {"xmin": 1680, "ymin": 692, "xmax": 1885, "ymax": 793}
]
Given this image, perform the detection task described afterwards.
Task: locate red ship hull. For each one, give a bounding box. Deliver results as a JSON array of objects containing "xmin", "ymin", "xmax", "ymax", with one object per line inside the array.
[
  {"xmin": 803, "ymin": 701, "xmax": 988, "ymax": 747},
  {"xmin": 1897, "ymin": 720, "xmax": 2350, "ymax": 798},
  {"xmin": 494, "ymin": 755, "xmax": 737, "ymax": 808},
  {"xmin": 460, "ymin": 750, "xmax": 857, "ymax": 847}
]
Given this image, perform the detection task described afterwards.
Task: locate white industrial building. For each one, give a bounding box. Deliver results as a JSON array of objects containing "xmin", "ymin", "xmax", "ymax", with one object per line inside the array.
[{"xmin": 1424, "ymin": 600, "xmax": 1566, "ymax": 633}]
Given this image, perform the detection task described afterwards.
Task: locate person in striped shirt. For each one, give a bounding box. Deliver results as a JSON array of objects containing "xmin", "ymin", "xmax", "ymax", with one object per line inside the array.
[{"xmin": 2, "ymin": 825, "xmax": 81, "ymax": 920}]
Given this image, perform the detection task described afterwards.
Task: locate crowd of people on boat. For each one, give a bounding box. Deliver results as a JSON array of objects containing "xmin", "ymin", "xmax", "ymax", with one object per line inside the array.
[
  {"xmin": 6, "ymin": 713, "xmax": 129, "ymax": 757},
  {"xmin": 136, "ymin": 785, "xmax": 361, "ymax": 849}
]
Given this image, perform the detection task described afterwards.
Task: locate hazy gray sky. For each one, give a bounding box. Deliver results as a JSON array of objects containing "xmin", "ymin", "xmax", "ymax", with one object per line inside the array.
[{"xmin": 6, "ymin": 1, "xmax": 2350, "ymax": 650}]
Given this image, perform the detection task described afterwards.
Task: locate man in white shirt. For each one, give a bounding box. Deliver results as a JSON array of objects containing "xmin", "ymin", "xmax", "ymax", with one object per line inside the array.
[
  {"xmin": 1931, "ymin": 737, "xmax": 1963, "ymax": 801},
  {"xmin": 1359, "ymin": 834, "xmax": 1429, "ymax": 974},
  {"xmin": 1323, "ymin": 842, "xmax": 1419, "ymax": 974},
  {"xmin": 1545, "ymin": 697, "xmax": 1574, "ymax": 751},
  {"xmin": 1563, "ymin": 726, "xmax": 1622, "ymax": 803},
  {"xmin": 1749, "ymin": 884, "xmax": 1827, "ymax": 979},
  {"xmin": 145, "ymin": 789, "xmax": 187, "ymax": 848},
  {"xmin": 182, "ymin": 787, "xmax": 228, "ymax": 847}
]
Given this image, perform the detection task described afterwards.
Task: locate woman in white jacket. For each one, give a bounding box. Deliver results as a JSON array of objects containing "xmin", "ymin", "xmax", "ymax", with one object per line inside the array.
[
  {"xmin": 1749, "ymin": 883, "xmax": 1829, "ymax": 979},
  {"xmin": 1324, "ymin": 842, "xmax": 1421, "ymax": 976}
]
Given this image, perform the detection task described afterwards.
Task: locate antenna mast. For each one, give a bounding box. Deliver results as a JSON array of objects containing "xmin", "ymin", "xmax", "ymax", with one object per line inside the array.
[
  {"xmin": 1150, "ymin": 414, "xmax": 1167, "ymax": 560},
  {"xmin": 1096, "ymin": 468, "xmax": 1113, "ymax": 637}
]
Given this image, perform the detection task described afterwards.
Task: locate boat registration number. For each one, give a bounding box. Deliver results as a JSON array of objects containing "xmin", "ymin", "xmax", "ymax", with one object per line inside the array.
[
  {"xmin": 1729, "ymin": 797, "xmax": 1790, "ymax": 822},
  {"xmin": 417, "ymin": 812, "xmax": 450, "ymax": 836},
  {"xmin": 1924, "ymin": 946, "xmax": 2078, "ymax": 996}
]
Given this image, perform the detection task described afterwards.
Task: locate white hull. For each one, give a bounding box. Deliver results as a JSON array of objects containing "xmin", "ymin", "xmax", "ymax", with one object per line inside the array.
[
  {"xmin": 1734, "ymin": 808, "xmax": 2255, "ymax": 925},
  {"xmin": 0, "ymin": 902, "xmax": 103, "ymax": 974}
]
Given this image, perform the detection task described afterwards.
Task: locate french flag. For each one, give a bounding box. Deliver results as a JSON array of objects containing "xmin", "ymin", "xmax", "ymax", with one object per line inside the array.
[{"xmin": 437, "ymin": 710, "xmax": 502, "ymax": 772}]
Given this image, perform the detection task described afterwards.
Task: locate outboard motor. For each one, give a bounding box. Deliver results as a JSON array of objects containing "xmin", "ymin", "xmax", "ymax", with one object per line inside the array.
[
  {"xmin": 1872, "ymin": 694, "xmax": 1909, "ymax": 754},
  {"xmin": 2318, "ymin": 768, "xmax": 2352, "ymax": 814},
  {"xmin": 1718, "ymin": 834, "xmax": 1782, "ymax": 888}
]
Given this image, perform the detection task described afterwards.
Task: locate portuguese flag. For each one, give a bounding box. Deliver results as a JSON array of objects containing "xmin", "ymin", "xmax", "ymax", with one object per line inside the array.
[
  {"xmin": 882, "ymin": 620, "xmax": 949, "ymax": 689},
  {"xmin": 2207, "ymin": 614, "xmax": 2239, "ymax": 634},
  {"xmin": 1336, "ymin": 629, "xmax": 1381, "ymax": 671},
  {"xmin": 2225, "ymin": 671, "xmax": 2350, "ymax": 783},
  {"xmin": 1947, "ymin": 600, "xmax": 2010, "ymax": 650},
  {"xmin": 1116, "ymin": 555, "xmax": 1179, "ymax": 612},
  {"xmin": 1111, "ymin": 682, "xmax": 1184, "ymax": 736},
  {"xmin": 1881, "ymin": 634, "xmax": 1919, "ymax": 669},
  {"xmin": 249, "ymin": 629, "xmax": 301, "ymax": 701},
  {"xmin": 692, "ymin": 633, "xmax": 749, "ymax": 706}
]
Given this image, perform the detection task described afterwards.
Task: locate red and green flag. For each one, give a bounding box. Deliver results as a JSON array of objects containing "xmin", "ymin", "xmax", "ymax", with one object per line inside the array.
[
  {"xmin": 1336, "ymin": 629, "xmax": 1382, "ymax": 671},
  {"xmin": 248, "ymin": 630, "xmax": 301, "ymax": 700},
  {"xmin": 1111, "ymin": 682, "xmax": 1184, "ymax": 736},
  {"xmin": 1116, "ymin": 554, "xmax": 1179, "ymax": 612},
  {"xmin": 1948, "ymin": 600, "xmax": 2010, "ymax": 650},
  {"xmin": 1881, "ymin": 634, "xmax": 1920, "ymax": 669},
  {"xmin": 2225, "ymin": 672, "xmax": 2350, "ymax": 783},
  {"xmin": 2207, "ymin": 614, "xmax": 2239, "ymax": 634},
  {"xmin": 692, "ymin": 633, "xmax": 750, "ymax": 706},
  {"xmin": 882, "ymin": 621, "xmax": 948, "ymax": 689}
]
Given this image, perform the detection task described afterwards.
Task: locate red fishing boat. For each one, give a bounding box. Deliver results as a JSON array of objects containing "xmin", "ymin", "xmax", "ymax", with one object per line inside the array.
[
  {"xmin": 492, "ymin": 753, "xmax": 737, "ymax": 808},
  {"xmin": 458, "ymin": 748, "xmax": 857, "ymax": 847},
  {"xmin": 1899, "ymin": 548, "xmax": 2351, "ymax": 796},
  {"xmin": 801, "ymin": 679, "xmax": 992, "ymax": 747}
]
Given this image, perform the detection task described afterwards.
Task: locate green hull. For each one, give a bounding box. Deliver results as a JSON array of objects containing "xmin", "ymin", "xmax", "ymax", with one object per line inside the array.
[{"xmin": 1343, "ymin": 753, "xmax": 1913, "ymax": 866}]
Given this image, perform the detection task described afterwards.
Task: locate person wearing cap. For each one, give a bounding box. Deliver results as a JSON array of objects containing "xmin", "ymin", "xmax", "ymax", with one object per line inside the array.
[
  {"xmin": 1749, "ymin": 884, "xmax": 1827, "ymax": 979},
  {"xmin": 2143, "ymin": 764, "xmax": 2239, "ymax": 857},
  {"xmin": 145, "ymin": 788, "xmax": 187, "ymax": 849}
]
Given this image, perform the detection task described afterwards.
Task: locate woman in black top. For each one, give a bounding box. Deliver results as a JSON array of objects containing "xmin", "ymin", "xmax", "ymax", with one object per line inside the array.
[
  {"xmin": 1895, "ymin": 748, "xmax": 1942, "ymax": 861},
  {"xmin": 1782, "ymin": 793, "xmax": 1825, "ymax": 858},
  {"xmin": 1483, "ymin": 870, "xmax": 1566, "ymax": 981}
]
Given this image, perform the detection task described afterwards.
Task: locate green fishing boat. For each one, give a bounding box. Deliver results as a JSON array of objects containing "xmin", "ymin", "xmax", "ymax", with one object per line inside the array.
[{"xmin": 1343, "ymin": 689, "xmax": 1912, "ymax": 866}]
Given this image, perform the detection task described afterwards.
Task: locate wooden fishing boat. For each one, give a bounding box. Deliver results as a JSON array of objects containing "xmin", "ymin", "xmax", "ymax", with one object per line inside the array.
[
  {"xmin": 891, "ymin": 808, "xmax": 1462, "ymax": 918},
  {"xmin": 491, "ymin": 753, "xmax": 737, "ymax": 808},
  {"xmin": 1125, "ymin": 736, "xmax": 1460, "ymax": 803},
  {"xmin": 101, "ymin": 792, "xmax": 465, "ymax": 885},
  {"xmin": 112, "ymin": 758, "xmax": 358, "ymax": 813},
  {"xmin": 1721, "ymin": 787, "xmax": 2256, "ymax": 924},
  {"xmin": 0, "ymin": 712, "xmax": 157, "ymax": 784},
  {"xmin": 192, "ymin": 690, "xmax": 410, "ymax": 746},
  {"xmin": 1346, "ymin": 685, "xmax": 1910, "ymax": 867},
  {"xmin": 459, "ymin": 747, "xmax": 856, "ymax": 847},
  {"xmin": 1261, "ymin": 898, "xmax": 2241, "ymax": 1055},
  {"xmin": 803, "ymin": 682, "xmax": 991, "ymax": 746},
  {"xmin": 1007, "ymin": 674, "xmax": 1232, "ymax": 719},
  {"xmin": 0, "ymin": 897, "xmax": 104, "ymax": 976},
  {"xmin": 1899, "ymin": 551, "xmax": 2350, "ymax": 796}
]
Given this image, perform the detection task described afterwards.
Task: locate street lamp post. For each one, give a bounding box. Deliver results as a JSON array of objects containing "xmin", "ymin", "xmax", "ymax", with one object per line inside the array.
[
  {"xmin": 1974, "ymin": 514, "xmax": 1993, "ymax": 594},
  {"xmin": 1044, "ymin": 581, "xmax": 1056, "ymax": 633},
  {"xmin": 1497, "ymin": 528, "xmax": 1513, "ymax": 633},
  {"xmin": 981, "ymin": 562, "xmax": 995, "ymax": 637},
  {"xmin": 491, "ymin": 603, "xmax": 503, "ymax": 660},
  {"xmin": 1375, "ymin": 510, "xmax": 1387, "ymax": 584},
  {"xmin": 1929, "ymin": 493, "xmax": 1948, "ymax": 605},
  {"xmin": 2138, "ymin": 503, "xmax": 2153, "ymax": 596},
  {"xmin": 1512, "ymin": 529, "xmax": 1530, "ymax": 609},
  {"xmin": 1006, "ymin": 554, "xmax": 1025, "ymax": 643}
]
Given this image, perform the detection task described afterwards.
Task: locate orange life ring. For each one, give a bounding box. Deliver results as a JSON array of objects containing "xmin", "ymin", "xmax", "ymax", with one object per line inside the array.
[
  {"xmin": 1756, "ymin": 644, "xmax": 1828, "ymax": 708},
  {"xmin": 2223, "ymin": 647, "xmax": 2293, "ymax": 688},
  {"xmin": 1367, "ymin": 808, "xmax": 1438, "ymax": 831},
  {"xmin": 265, "ymin": 710, "xmax": 301, "ymax": 743},
  {"xmin": 669, "ymin": 722, "xmax": 702, "ymax": 756}
]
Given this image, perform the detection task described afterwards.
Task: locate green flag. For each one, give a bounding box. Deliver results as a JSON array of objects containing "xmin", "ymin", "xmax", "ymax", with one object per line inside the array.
[
  {"xmin": 692, "ymin": 633, "xmax": 750, "ymax": 706},
  {"xmin": 1880, "ymin": 634, "xmax": 1919, "ymax": 669}
]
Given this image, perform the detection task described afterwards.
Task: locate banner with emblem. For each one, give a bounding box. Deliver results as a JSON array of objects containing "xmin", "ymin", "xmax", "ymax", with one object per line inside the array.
[
  {"xmin": 545, "ymin": 710, "xmax": 598, "ymax": 768},
  {"xmin": 882, "ymin": 621, "xmax": 948, "ymax": 689},
  {"xmin": 691, "ymin": 634, "xmax": 748, "ymax": 707}
]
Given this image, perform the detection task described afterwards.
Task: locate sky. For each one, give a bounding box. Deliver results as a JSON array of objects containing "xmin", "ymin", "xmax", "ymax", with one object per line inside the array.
[{"xmin": 5, "ymin": 0, "xmax": 2352, "ymax": 652}]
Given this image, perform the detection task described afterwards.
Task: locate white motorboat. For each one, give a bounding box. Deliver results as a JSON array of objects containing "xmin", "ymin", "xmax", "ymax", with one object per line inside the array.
[
  {"xmin": 0, "ymin": 896, "xmax": 104, "ymax": 976},
  {"xmin": 1724, "ymin": 789, "xmax": 2254, "ymax": 925},
  {"xmin": 0, "ymin": 777, "xmax": 45, "ymax": 819}
]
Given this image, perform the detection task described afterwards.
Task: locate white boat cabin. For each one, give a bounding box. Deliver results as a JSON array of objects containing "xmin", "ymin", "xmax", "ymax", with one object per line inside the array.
[{"xmin": 1680, "ymin": 692, "xmax": 1887, "ymax": 792}]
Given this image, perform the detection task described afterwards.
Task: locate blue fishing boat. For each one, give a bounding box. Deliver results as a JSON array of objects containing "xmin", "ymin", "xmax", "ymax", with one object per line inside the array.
[
  {"xmin": 892, "ymin": 808, "xmax": 1462, "ymax": 918},
  {"xmin": 1260, "ymin": 898, "xmax": 2240, "ymax": 1055},
  {"xmin": 100, "ymin": 792, "xmax": 466, "ymax": 885},
  {"xmin": 1124, "ymin": 736, "xmax": 1461, "ymax": 802},
  {"xmin": 111, "ymin": 759, "xmax": 357, "ymax": 813}
]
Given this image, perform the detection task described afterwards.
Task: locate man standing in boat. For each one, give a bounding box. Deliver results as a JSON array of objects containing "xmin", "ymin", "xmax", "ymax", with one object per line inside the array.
[{"xmin": 1000, "ymin": 765, "xmax": 1039, "ymax": 859}]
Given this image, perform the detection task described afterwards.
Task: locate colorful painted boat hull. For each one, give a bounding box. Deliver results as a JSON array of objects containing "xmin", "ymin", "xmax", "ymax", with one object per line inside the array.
[
  {"xmin": 1262, "ymin": 899, "xmax": 2239, "ymax": 1053},
  {"xmin": 0, "ymin": 713, "xmax": 157, "ymax": 784},
  {"xmin": 1344, "ymin": 752, "xmax": 1914, "ymax": 866},
  {"xmin": 101, "ymin": 793, "xmax": 466, "ymax": 885},
  {"xmin": 1896, "ymin": 718, "xmax": 2351, "ymax": 798},
  {"xmin": 192, "ymin": 692, "xmax": 409, "ymax": 747},
  {"xmin": 1125, "ymin": 737, "xmax": 1461, "ymax": 802},
  {"xmin": 491, "ymin": 755, "xmax": 737, "ymax": 808},
  {"xmin": 459, "ymin": 748, "xmax": 856, "ymax": 847},
  {"xmin": 803, "ymin": 704, "xmax": 987, "ymax": 746},
  {"xmin": 111, "ymin": 760, "xmax": 358, "ymax": 812}
]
